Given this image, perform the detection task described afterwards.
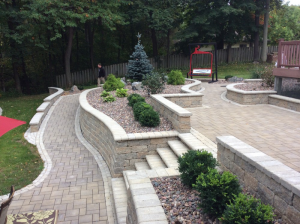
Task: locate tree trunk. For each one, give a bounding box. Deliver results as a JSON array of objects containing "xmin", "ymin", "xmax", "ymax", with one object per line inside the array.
[
  {"xmin": 226, "ymin": 44, "xmax": 232, "ymax": 63},
  {"xmin": 261, "ymin": 0, "xmax": 270, "ymax": 62},
  {"xmin": 167, "ymin": 29, "xmax": 170, "ymax": 68},
  {"xmin": 254, "ymin": 8, "xmax": 260, "ymax": 61},
  {"xmin": 65, "ymin": 27, "xmax": 74, "ymax": 88},
  {"xmin": 151, "ymin": 28, "xmax": 158, "ymax": 57}
]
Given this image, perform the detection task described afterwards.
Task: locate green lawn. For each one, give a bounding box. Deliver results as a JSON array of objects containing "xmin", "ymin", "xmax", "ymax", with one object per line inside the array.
[{"xmin": 0, "ymin": 93, "xmax": 47, "ymax": 195}]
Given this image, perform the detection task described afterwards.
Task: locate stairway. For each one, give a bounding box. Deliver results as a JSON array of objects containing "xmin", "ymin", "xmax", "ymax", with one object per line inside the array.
[{"xmin": 111, "ymin": 130, "xmax": 217, "ymax": 223}]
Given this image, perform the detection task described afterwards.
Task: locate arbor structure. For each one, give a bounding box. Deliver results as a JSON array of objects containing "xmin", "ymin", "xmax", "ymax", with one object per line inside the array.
[{"xmin": 126, "ymin": 33, "xmax": 153, "ymax": 81}]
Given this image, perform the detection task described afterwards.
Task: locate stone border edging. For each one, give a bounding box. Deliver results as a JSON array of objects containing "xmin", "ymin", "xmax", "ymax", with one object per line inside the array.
[
  {"xmin": 0, "ymin": 97, "xmax": 63, "ymax": 201},
  {"xmin": 181, "ymin": 79, "xmax": 202, "ymax": 93},
  {"xmin": 217, "ymin": 135, "xmax": 300, "ymax": 223},
  {"xmin": 269, "ymin": 94, "xmax": 300, "ymax": 104},
  {"xmin": 269, "ymin": 94, "xmax": 300, "ymax": 112},
  {"xmin": 75, "ymin": 106, "xmax": 116, "ymax": 224}
]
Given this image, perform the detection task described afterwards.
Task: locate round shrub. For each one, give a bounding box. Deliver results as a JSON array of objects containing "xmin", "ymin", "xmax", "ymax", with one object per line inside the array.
[
  {"xmin": 193, "ymin": 168, "xmax": 241, "ymax": 219},
  {"xmin": 133, "ymin": 102, "xmax": 152, "ymax": 121},
  {"xmin": 178, "ymin": 150, "xmax": 217, "ymax": 187},
  {"xmin": 221, "ymin": 193, "xmax": 274, "ymax": 224},
  {"xmin": 167, "ymin": 70, "xmax": 185, "ymax": 85},
  {"xmin": 103, "ymin": 74, "xmax": 125, "ymax": 91},
  {"xmin": 139, "ymin": 108, "xmax": 160, "ymax": 127},
  {"xmin": 128, "ymin": 94, "xmax": 145, "ymax": 107},
  {"xmin": 127, "ymin": 93, "xmax": 140, "ymax": 102}
]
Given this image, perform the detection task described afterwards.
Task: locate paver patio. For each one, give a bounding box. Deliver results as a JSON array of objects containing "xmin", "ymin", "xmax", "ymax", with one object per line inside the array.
[
  {"xmin": 189, "ymin": 82, "xmax": 300, "ymax": 172},
  {"xmin": 5, "ymin": 95, "xmax": 108, "ymax": 224}
]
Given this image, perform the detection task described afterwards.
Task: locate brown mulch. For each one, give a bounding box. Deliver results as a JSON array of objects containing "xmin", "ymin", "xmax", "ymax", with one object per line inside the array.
[{"xmin": 86, "ymin": 81, "xmax": 192, "ymax": 134}]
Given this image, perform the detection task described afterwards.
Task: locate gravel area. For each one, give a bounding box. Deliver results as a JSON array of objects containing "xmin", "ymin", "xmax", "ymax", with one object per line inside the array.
[
  {"xmin": 152, "ymin": 176, "xmax": 284, "ymax": 224},
  {"xmin": 87, "ymin": 81, "xmax": 192, "ymax": 133},
  {"xmin": 234, "ymin": 82, "xmax": 274, "ymax": 91}
]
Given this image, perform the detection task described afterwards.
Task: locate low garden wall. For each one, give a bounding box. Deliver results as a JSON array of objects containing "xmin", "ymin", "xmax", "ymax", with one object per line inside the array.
[
  {"xmin": 161, "ymin": 93, "xmax": 203, "ymax": 108},
  {"xmin": 217, "ymin": 136, "xmax": 300, "ymax": 224},
  {"xmin": 79, "ymin": 89, "xmax": 179, "ymax": 177},
  {"xmin": 226, "ymin": 83, "xmax": 277, "ymax": 105},
  {"xmin": 269, "ymin": 94, "xmax": 300, "ymax": 112},
  {"xmin": 29, "ymin": 87, "xmax": 64, "ymax": 132},
  {"xmin": 181, "ymin": 78, "xmax": 202, "ymax": 93}
]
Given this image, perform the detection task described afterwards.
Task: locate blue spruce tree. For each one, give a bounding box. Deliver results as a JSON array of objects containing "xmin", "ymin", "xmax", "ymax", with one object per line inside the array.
[{"xmin": 126, "ymin": 33, "xmax": 153, "ymax": 81}]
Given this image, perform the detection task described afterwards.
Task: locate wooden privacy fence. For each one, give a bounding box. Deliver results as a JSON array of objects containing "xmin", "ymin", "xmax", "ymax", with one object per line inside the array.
[{"xmin": 56, "ymin": 46, "xmax": 278, "ymax": 87}]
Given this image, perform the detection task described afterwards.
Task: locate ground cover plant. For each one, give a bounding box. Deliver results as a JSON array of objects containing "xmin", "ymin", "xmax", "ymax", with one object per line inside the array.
[{"xmin": 0, "ymin": 94, "xmax": 45, "ymax": 195}]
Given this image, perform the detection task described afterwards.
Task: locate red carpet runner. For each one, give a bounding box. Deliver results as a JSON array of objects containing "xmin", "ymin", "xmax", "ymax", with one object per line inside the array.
[{"xmin": 0, "ymin": 116, "xmax": 26, "ymax": 137}]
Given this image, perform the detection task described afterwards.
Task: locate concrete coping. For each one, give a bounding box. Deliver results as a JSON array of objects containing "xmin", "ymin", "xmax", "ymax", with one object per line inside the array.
[
  {"xmin": 44, "ymin": 87, "xmax": 64, "ymax": 102},
  {"xmin": 181, "ymin": 78, "xmax": 202, "ymax": 93},
  {"xmin": 226, "ymin": 83, "xmax": 277, "ymax": 95},
  {"xmin": 79, "ymin": 88, "xmax": 180, "ymax": 142},
  {"xmin": 36, "ymin": 102, "xmax": 50, "ymax": 112},
  {"xmin": 29, "ymin": 112, "xmax": 44, "ymax": 125},
  {"xmin": 269, "ymin": 94, "xmax": 300, "ymax": 104},
  {"xmin": 244, "ymin": 79, "xmax": 263, "ymax": 83},
  {"xmin": 150, "ymin": 95, "xmax": 192, "ymax": 117},
  {"xmin": 216, "ymin": 136, "xmax": 300, "ymax": 197},
  {"xmin": 159, "ymin": 93, "xmax": 203, "ymax": 98}
]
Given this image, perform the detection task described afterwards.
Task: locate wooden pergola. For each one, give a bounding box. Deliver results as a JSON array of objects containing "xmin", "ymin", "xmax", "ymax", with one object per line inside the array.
[{"xmin": 273, "ymin": 39, "xmax": 300, "ymax": 94}]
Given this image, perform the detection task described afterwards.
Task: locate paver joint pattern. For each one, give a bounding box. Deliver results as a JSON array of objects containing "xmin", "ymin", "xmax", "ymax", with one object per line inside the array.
[
  {"xmin": 5, "ymin": 95, "xmax": 109, "ymax": 224},
  {"xmin": 189, "ymin": 83, "xmax": 300, "ymax": 172}
]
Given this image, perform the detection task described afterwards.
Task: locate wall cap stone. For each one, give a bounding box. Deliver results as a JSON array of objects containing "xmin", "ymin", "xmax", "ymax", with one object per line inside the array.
[
  {"xmin": 216, "ymin": 135, "xmax": 300, "ymax": 197},
  {"xmin": 181, "ymin": 79, "xmax": 202, "ymax": 93},
  {"xmin": 244, "ymin": 79, "xmax": 263, "ymax": 83},
  {"xmin": 269, "ymin": 94, "xmax": 300, "ymax": 104},
  {"xmin": 44, "ymin": 87, "xmax": 64, "ymax": 102},
  {"xmin": 160, "ymin": 93, "xmax": 203, "ymax": 98},
  {"xmin": 226, "ymin": 83, "xmax": 277, "ymax": 95}
]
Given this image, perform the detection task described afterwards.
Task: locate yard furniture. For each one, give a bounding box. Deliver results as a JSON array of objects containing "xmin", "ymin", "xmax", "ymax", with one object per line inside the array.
[{"xmin": 0, "ymin": 186, "xmax": 15, "ymax": 224}]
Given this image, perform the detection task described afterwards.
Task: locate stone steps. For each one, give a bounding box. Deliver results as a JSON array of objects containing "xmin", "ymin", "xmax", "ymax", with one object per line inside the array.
[
  {"xmin": 157, "ymin": 148, "xmax": 179, "ymax": 169},
  {"xmin": 179, "ymin": 133, "xmax": 210, "ymax": 151},
  {"xmin": 111, "ymin": 177, "xmax": 128, "ymax": 224},
  {"xmin": 168, "ymin": 140, "xmax": 189, "ymax": 157},
  {"xmin": 135, "ymin": 162, "xmax": 151, "ymax": 171},
  {"xmin": 146, "ymin": 155, "xmax": 167, "ymax": 169}
]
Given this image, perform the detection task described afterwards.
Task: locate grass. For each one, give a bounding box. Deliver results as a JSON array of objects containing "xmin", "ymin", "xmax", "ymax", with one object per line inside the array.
[
  {"xmin": 155, "ymin": 62, "xmax": 256, "ymax": 80},
  {"xmin": 0, "ymin": 93, "xmax": 47, "ymax": 195}
]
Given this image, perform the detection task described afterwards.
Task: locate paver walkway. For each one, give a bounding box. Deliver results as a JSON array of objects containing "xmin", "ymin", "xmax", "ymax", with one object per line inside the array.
[
  {"xmin": 189, "ymin": 82, "xmax": 300, "ymax": 172},
  {"xmin": 7, "ymin": 95, "xmax": 108, "ymax": 224}
]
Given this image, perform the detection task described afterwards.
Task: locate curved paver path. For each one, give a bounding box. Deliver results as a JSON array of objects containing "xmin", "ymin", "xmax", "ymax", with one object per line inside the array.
[
  {"xmin": 189, "ymin": 82, "xmax": 300, "ymax": 172},
  {"xmin": 7, "ymin": 95, "xmax": 108, "ymax": 224}
]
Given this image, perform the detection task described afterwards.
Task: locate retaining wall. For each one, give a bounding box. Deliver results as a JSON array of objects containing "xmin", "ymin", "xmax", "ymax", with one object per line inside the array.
[
  {"xmin": 217, "ymin": 136, "xmax": 300, "ymax": 224},
  {"xmin": 269, "ymin": 94, "xmax": 300, "ymax": 112}
]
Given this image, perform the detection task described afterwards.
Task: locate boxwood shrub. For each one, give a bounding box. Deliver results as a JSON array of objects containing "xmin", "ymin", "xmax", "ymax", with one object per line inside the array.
[
  {"xmin": 133, "ymin": 102, "xmax": 152, "ymax": 121},
  {"xmin": 139, "ymin": 108, "xmax": 160, "ymax": 127},
  {"xmin": 178, "ymin": 150, "xmax": 217, "ymax": 187},
  {"xmin": 127, "ymin": 93, "xmax": 145, "ymax": 107}
]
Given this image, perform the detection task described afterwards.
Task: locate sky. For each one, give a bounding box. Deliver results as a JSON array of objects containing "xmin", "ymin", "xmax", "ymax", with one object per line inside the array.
[{"xmin": 284, "ymin": 0, "xmax": 300, "ymax": 6}]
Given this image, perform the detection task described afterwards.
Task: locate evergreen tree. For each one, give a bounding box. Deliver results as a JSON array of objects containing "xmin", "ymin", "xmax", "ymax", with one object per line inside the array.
[{"xmin": 126, "ymin": 33, "xmax": 153, "ymax": 81}]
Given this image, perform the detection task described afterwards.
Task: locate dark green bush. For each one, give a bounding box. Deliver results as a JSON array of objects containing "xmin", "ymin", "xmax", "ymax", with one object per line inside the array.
[
  {"xmin": 193, "ymin": 168, "xmax": 241, "ymax": 218},
  {"xmin": 225, "ymin": 75, "xmax": 233, "ymax": 81},
  {"xmin": 167, "ymin": 70, "xmax": 185, "ymax": 85},
  {"xmin": 133, "ymin": 102, "xmax": 152, "ymax": 121},
  {"xmin": 100, "ymin": 90, "xmax": 110, "ymax": 97},
  {"xmin": 178, "ymin": 150, "xmax": 218, "ymax": 187},
  {"xmin": 103, "ymin": 74, "xmax": 125, "ymax": 91},
  {"xmin": 220, "ymin": 193, "xmax": 274, "ymax": 224},
  {"xmin": 77, "ymin": 85, "xmax": 84, "ymax": 90},
  {"xmin": 139, "ymin": 108, "xmax": 160, "ymax": 127},
  {"xmin": 127, "ymin": 93, "xmax": 140, "ymax": 102},
  {"xmin": 142, "ymin": 72, "xmax": 167, "ymax": 95},
  {"xmin": 127, "ymin": 94, "xmax": 145, "ymax": 107}
]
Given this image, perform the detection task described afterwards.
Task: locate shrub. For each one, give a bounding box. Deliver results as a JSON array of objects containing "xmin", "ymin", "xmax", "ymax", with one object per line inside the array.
[
  {"xmin": 103, "ymin": 95, "xmax": 116, "ymax": 103},
  {"xmin": 77, "ymin": 85, "xmax": 84, "ymax": 90},
  {"xmin": 127, "ymin": 93, "xmax": 140, "ymax": 102},
  {"xmin": 103, "ymin": 74, "xmax": 125, "ymax": 91},
  {"xmin": 139, "ymin": 108, "xmax": 160, "ymax": 127},
  {"xmin": 193, "ymin": 168, "xmax": 241, "ymax": 218},
  {"xmin": 261, "ymin": 65, "xmax": 275, "ymax": 87},
  {"xmin": 100, "ymin": 90, "xmax": 110, "ymax": 97},
  {"xmin": 225, "ymin": 75, "xmax": 233, "ymax": 81},
  {"xmin": 127, "ymin": 94, "xmax": 145, "ymax": 107},
  {"xmin": 133, "ymin": 102, "xmax": 153, "ymax": 121},
  {"xmin": 221, "ymin": 193, "xmax": 274, "ymax": 224},
  {"xmin": 142, "ymin": 72, "xmax": 167, "ymax": 95},
  {"xmin": 178, "ymin": 150, "xmax": 218, "ymax": 187},
  {"xmin": 251, "ymin": 65, "xmax": 265, "ymax": 79},
  {"xmin": 167, "ymin": 70, "xmax": 185, "ymax": 85},
  {"xmin": 116, "ymin": 88, "xmax": 128, "ymax": 98}
]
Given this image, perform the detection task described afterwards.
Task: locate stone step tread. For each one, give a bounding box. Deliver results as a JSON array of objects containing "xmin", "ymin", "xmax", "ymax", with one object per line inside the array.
[
  {"xmin": 168, "ymin": 140, "xmax": 189, "ymax": 157},
  {"xmin": 135, "ymin": 162, "xmax": 151, "ymax": 171},
  {"xmin": 157, "ymin": 148, "xmax": 179, "ymax": 169},
  {"xmin": 111, "ymin": 178, "xmax": 127, "ymax": 224},
  {"xmin": 179, "ymin": 133, "xmax": 210, "ymax": 150},
  {"xmin": 146, "ymin": 155, "xmax": 167, "ymax": 169},
  {"xmin": 36, "ymin": 102, "xmax": 50, "ymax": 112}
]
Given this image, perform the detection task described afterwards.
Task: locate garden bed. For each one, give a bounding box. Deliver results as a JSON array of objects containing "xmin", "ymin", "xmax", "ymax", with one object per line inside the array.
[{"xmin": 87, "ymin": 82, "xmax": 192, "ymax": 133}]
